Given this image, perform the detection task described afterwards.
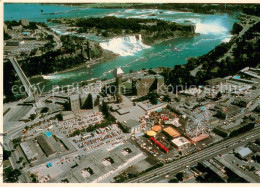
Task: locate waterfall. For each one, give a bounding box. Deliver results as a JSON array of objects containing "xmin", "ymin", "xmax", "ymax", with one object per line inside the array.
[
  {"xmin": 195, "ymin": 22, "xmax": 228, "ymax": 35},
  {"xmin": 99, "ymin": 34, "xmax": 150, "ymax": 56}
]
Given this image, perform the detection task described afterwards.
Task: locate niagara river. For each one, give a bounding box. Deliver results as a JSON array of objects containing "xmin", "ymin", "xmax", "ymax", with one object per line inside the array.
[{"xmin": 4, "ymin": 4, "xmax": 239, "ymax": 92}]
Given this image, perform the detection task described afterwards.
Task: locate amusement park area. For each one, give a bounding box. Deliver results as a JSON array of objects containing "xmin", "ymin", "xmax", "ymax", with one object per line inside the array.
[{"xmin": 130, "ymin": 106, "xmax": 223, "ymax": 164}]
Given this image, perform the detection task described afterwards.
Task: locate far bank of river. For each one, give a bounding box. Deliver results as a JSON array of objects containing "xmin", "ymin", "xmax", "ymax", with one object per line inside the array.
[{"xmin": 4, "ymin": 4, "xmax": 239, "ymax": 92}]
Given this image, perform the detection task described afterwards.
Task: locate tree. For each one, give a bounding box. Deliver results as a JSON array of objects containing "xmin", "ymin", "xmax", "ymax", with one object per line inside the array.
[
  {"xmin": 82, "ymin": 94, "xmax": 93, "ymax": 109},
  {"xmin": 29, "ymin": 114, "xmax": 36, "ymax": 120},
  {"xmin": 216, "ymin": 91, "xmax": 222, "ymax": 98},
  {"xmin": 169, "ymin": 178, "xmax": 179, "ymax": 183},
  {"xmin": 175, "ymin": 172, "xmax": 184, "ymax": 181},
  {"xmin": 3, "ymin": 149, "xmax": 12, "ymax": 161},
  {"xmin": 40, "ymin": 107, "xmax": 49, "ymax": 113},
  {"xmin": 147, "ymin": 92, "xmax": 159, "ymax": 105},
  {"xmin": 4, "ymin": 168, "xmax": 21, "ymax": 182},
  {"xmin": 100, "ymin": 101, "xmax": 109, "ymax": 118},
  {"xmin": 163, "ymin": 94, "xmax": 171, "ymax": 102},
  {"xmin": 148, "ymin": 69, "xmax": 156, "ymax": 75}
]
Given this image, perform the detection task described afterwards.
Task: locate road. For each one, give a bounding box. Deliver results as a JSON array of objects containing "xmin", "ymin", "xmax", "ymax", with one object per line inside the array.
[
  {"xmin": 37, "ymin": 25, "xmax": 62, "ymax": 50},
  {"xmin": 218, "ymin": 15, "xmax": 260, "ymax": 62},
  {"xmin": 126, "ymin": 127, "xmax": 260, "ymax": 183}
]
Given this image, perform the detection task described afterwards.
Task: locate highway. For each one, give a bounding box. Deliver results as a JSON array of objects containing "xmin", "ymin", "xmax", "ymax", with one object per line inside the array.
[{"xmin": 126, "ymin": 127, "xmax": 260, "ymax": 183}]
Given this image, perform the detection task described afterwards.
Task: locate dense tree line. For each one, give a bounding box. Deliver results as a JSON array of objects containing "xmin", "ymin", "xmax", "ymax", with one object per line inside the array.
[
  {"xmin": 53, "ymin": 16, "xmax": 194, "ymax": 41},
  {"xmin": 4, "ymin": 20, "xmax": 47, "ymax": 30},
  {"xmin": 162, "ymin": 20, "xmax": 260, "ymax": 92}
]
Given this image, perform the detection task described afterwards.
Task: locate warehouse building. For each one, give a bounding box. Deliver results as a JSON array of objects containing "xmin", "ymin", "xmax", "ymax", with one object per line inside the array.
[
  {"xmin": 235, "ymin": 146, "xmax": 253, "ymax": 160},
  {"xmin": 35, "ymin": 134, "xmax": 56, "ymax": 157},
  {"xmin": 20, "ymin": 142, "xmax": 38, "ymax": 162}
]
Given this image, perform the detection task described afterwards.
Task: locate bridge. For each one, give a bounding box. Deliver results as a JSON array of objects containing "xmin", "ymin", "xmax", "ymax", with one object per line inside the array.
[{"xmin": 9, "ymin": 57, "xmax": 39, "ymax": 103}]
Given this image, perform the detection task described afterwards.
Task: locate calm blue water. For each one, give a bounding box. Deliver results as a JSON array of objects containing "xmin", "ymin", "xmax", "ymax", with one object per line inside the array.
[{"xmin": 4, "ymin": 4, "xmax": 239, "ymax": 92}]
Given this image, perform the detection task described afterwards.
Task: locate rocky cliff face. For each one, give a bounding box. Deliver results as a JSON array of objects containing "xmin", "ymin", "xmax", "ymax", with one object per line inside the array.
[{"xmin": 180, "ymin": 24, "xmax": 196, "ymax": 34}]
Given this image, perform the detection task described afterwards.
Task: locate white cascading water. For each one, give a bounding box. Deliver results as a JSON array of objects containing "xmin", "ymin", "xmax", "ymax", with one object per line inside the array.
[
  {"xmin": 195, "ymin": 21, "xmax": 228, "ymax": 35},
  {"xmin": 99, "ymin": 34, "xmax": 150, "ymax": 56}
]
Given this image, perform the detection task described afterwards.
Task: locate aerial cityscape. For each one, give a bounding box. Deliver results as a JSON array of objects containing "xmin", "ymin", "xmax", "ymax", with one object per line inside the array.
[{"xmin": 2, "ymin": 3, "xmax": 260, "ymax": 183}]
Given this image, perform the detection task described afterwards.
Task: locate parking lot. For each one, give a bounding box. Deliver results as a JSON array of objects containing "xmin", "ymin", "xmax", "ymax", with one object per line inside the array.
[{"xmin": 69, "ymin": 124, "xmax": 128, "ymax": 152}]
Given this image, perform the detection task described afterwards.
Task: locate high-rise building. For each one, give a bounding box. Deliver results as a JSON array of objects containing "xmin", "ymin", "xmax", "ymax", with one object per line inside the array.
[
  {"xmin": 113, "ymin": 67, "xmax": 124, "ymax": 94},
  {"xmin": 70, "ymin": 94, "xmax": 80, "ymax": 113},
  {"xmin": 80, "ymin": 93, "xmax": 88, "ymax": 108},
  {"xmin": 132, "ymin": 75, "xmax": 164, "ymax": 96}
]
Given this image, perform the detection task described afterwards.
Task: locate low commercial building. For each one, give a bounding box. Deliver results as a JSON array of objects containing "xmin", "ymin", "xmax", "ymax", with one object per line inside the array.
[
  {"xmin": 20, "ymin": 19, "xmax": 29, "ymax": 26},
  {"xmin": 165, "ymin": 118, "xmax": 182, "ymax": 127},
  {"xmin": 191, "ymin": 134, "xmax": 209, "ymax": 143},
  {"xmin": 123, "ymin": 119, "xmax": 141, "ymax": 133},
  {"xmin": 171, "ymin": 136, "xmax": 191, "ymax": 150},
  {"xmin": 35, "ymin": 134, "xmax": 56, "ymax": 157},
  {"xmin": 60, "ymin": 111, "xmax": 75, "ymax": 121},
  {"xmin": 137, "ymin": 100, "xmax": 167, "ymax": 113},
  {"xmin": 163, "ymin": 127, "xmax": 180, "ymax": 138},
  {"xmin": 5, "ymin": 40, "xmax": 20, "ymax": 46},
  {"xmin": 235, "ymin": 146, "xmax": 253, "ymax": 160},
  {"xmin": 67, "ymin": 142, "xmax": 146, "ymax": 183},
  {"xmin": 20, "ymin": 142, "xmax": 37, "ymax": 162},
  {"xmin": 11, "ymin": 25, "xmax": 23, "ymax": 32},
  {"xmin": 198, "ymin": 160, "xmax": 228, "ymax": 182}
]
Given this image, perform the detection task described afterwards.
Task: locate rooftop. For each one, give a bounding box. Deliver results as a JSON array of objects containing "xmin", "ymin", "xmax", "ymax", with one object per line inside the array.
[
  {"xmin": 171, "ymin": 136, "xmax": 190, "ymax": 147},
  {"xmin": 235, "ymin": 146, "xmax": 253, "ymax": 158},
  {"xmin": 163, "ymin": 127, "xmax": 180, "ymax": 138},
  {"xmin": 124, "ymin": 119, "xmax": 140, "ymax": 129},
  {"xmin": 20, "ymin": 141, "xmax": 37, "ymax": 160},
  {"xmin": 114, "ymin": 67, "xmax": 124, "ymax": 76}
]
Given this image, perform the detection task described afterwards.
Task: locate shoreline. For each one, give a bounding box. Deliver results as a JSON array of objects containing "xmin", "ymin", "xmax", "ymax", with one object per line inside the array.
[{"xmin": 32, "ymin": 32, "xmax": 198, "ymax": 80}]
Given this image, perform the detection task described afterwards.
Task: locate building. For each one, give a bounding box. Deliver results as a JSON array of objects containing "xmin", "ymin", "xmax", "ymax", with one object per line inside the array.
[
  {"xmin": 65, "ymin": 142, "xmax": 146, "ymax": 183},
  {"xmin": 60, "ymin": 111, "xmax": 75, "ymax": 121},
  {"xmin": 205, "ymin": 77, "xmax": 226, "ymax": 87},
  {"xmin": 70, "ymin": 94, "xmax": 81, "ymax": 113},
  {"xmin": 137, "ymin": 100, "xmax": 167, "ymax": 113},
  {"xmin": 5, "ymin": 40, "xmax": 20, "ymax": 46},
  {"xmin": 35, "ymin": 134, "xmax": 56, "ymax": 157},
  {"xmin": 114, "ymin": 67, "xmax": 124, "ymax": 95},
  {"xmin": 11, "ymin": 25, "xmax": 23, "ymax": 32},
  {"xmin": 4, "ymin": 23, "xmax": 8, "ymax": 34},
  {"xmin": 165, "ymin": 118, "xmax": 182, "ymax": 127},
  {"xmin": 171, "ymin": 136, "xmax": 191, "ymax": 150},
  {"xmin": 198, "ymin": 160, "xmax": 228, "ymax": 182},
  {"xmin": 152, "ymin": 125, "xmax": 162, "ymax": 132},
  {"xmin": 235, "ymin": 146, "xmax": 253, "ymax": 160},
  {"xmin": 80, "ymin": 93, "xmax": 88, "ymax": 108},
  {"xmin": 20, "ymin": 142, "xmax": 38, "ymax": 162},
  {"xmin": 191, "ymin": 134, "xmax": 209, "ymax": 143},
  {"xmin": 163, "ymin": 127, "xmax": 180, "ymax": 138},
  {"xmin": 132, "ymin": 75, "xmax": 164, "ymax": 96},
  {"xmin": 123, "ymin": 119, "xmax": 141, "ymax": 133},
  {"xmin": 20, "ymin": 19, "xmax": 29, "ymax": 26}
]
